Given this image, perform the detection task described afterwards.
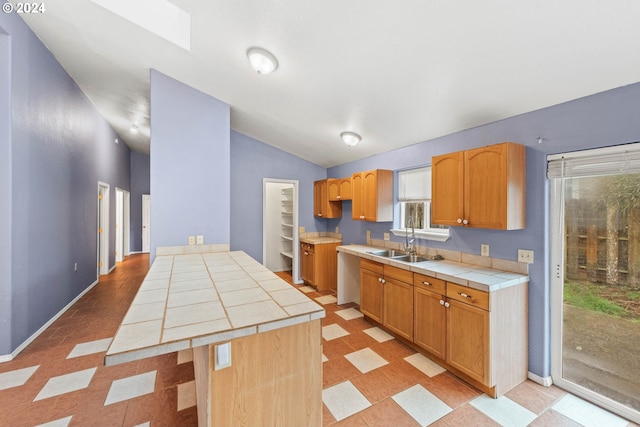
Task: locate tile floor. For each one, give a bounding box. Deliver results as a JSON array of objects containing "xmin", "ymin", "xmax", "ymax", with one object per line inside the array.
[{"xmin": 0, "ymin": 254, "xmax": 637, "ymax": 427}]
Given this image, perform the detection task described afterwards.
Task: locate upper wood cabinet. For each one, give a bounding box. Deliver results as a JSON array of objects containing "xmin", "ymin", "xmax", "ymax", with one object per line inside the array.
[
  {"xmin": 432, "ymin": 142, "xmax": 526, "ymax": 230},
  {"xmin": 351, "ymin": 169, "xmax": 393, "ymax": 222},
  {"xmin": 314, "ymin": 180, "xmax": 342, "ymax": 218},
  {"xmin": 328, "ymin": 178, "xmax": 352, "ymax": 201}
]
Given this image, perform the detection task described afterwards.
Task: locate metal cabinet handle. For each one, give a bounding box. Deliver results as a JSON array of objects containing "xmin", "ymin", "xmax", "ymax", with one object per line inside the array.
[
  {"xmin": 439, "ymin": 299, "xmax": 445, "ymax": 305},
  {"xmin": 457, "ymin": 218, "xmax": 462, "ymax": 224},
  {"xmin": 381, "ymin": 279, "xmax": 386, "ymax": 284},
  {"xmin": 444, "ymin": 301, "xmax": 450, "ymax": 308},
  {"xmin": 422, "ymin": 281, "xmax": 431, "ymax": 286},
  {"xmin": 458, "ymin": 292, "xmax": 472, "ymax": 299},
  {"xmin": 304, "ymin": 251, "xmax": 308, "ymax": 255},
  {"xmin": 462, "ymin": 219, "xmax": 469, "ymax": 225}
]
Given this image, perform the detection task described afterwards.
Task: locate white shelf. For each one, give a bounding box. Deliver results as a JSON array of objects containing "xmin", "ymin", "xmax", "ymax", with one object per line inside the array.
[
  {"xmin": 280, "ymin": 251, "xmax": 293, "ymax": 259},
  {"xmin": 281, "ymin": 236, "xmax": 293, "ymax": 241}
]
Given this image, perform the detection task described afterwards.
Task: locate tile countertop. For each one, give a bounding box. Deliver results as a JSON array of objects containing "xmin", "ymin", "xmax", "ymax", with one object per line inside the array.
[
  {"xmin": 299, "ymin": 236, "xmax": 342, "ymax": 244},
  {"xmin": 337, "ymin": 245, "xmax": 529, "ymax": 292},
  {"xmin": 104, "ymin": 251, "xmax": 325, "ymax": 366}
]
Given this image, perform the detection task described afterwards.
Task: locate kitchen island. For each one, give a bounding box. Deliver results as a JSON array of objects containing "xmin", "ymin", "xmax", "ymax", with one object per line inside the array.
[{"xmin": 105, "ymin": 246, "xmax": 325, "ymax": 427}]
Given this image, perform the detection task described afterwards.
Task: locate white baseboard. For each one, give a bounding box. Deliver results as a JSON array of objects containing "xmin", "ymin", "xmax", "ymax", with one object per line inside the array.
[
  {"xmin": 0, "ymin": 278, "xmax": 100, "ymax": 363},
  {"xmin": 528, "ymin": 371, "xmax": 553, "ymax": 387}
]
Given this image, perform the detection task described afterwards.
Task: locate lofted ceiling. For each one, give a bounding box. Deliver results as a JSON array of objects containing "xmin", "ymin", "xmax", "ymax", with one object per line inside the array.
[{"xmin": 17, "ymin": 0, "xmax": 640, "ymax": 167}]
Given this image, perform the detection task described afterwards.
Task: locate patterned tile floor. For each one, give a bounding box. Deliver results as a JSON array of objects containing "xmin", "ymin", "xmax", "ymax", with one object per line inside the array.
[{"xmin": 0, "ymin": 254, "xmax": 637, "ymax": 426}]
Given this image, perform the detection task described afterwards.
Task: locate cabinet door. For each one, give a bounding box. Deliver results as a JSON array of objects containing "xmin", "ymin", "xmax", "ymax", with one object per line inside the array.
[
  {"xmin": 339, "ymin": 178, "xmax": 352, "ymax": 200},
  {"xmin": 313, "ymin": 180, "xmax": 324, "ymax": 217},
  {"xmin": 314, "ymin": 179, "xmax": 341, "ymax": 218},
  {"xmin": 328, "ymin": 179, "xmax": 341, "ymax": 201},
  {"xmin": 432, "ymin": 151, "xmax": 464, "ymax": 226},
  {"xmin": 360, "ymin": 268, "xmax": 383, "ymax": 323},
  {"xmin": 447, "ymin": 299, "xmax": 490, "ymax": 385},
  {"xmin": 383, "ymin": 278, "xmax": 413, "ymax": 341},
  {"xmin": 464, "ymin": 144, "xmax": 506, "ymax": 229},
  {"xmin": 414, "ymin": 287, "xmax": 446, "ymax": 359},
  {"xmin": 362, "ymin": 170, "xmax": 379, "ymax": 221},
  {"xmin": 301, "ymin": 247, "xmax": 315, "ymax": 284},
  {"xmin": 351, "ymin": 173, "xmax": 364, "ymax": 220}
]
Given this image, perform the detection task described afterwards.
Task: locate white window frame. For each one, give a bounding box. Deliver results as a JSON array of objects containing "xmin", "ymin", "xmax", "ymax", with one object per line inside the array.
[{"xmin": 391, "ymin": 167, "xmax": 450, "ymax": 242}]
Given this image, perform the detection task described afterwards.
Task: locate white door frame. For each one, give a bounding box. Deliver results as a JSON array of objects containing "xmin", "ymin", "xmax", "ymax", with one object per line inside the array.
[
  {"xmin": 123, "ymin": 190, "xmax": 131, "ymax": 256},
  {"xmin": 142, "ymin": 194, "xmax": 151, "ymax": 253},
  {"xmin": 262, "ymin": 178, "xmax": 301, "ymax": 284},
  {"xmin": 97, "ymin": 182, "xmax": 110, "ymax": 276}
]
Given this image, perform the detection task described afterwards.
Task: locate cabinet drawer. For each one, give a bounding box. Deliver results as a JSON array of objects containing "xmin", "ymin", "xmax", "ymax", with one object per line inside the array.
[
  {"xmin": 360, "ymin": 258, "xmax": 384, "ymax": 274},
  {"xmin": 414, "ymin": 273, "xmax": 446, "ymax": 294},
  {"xmin": 301, "ymin": 242, "xmax": 315, "ymax": 253},
  {"xmin": 446, "ymin": 283, "xmax": 489, "ymax": 310},
  {"xmin": 384, "ymin": 265, "xmax": 413, "ymax": 284}
]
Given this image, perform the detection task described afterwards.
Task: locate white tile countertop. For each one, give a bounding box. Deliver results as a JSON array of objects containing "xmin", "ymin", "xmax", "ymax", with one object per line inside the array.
[
  {"xmin": 105, "ymin": 250, "xmax": 325, "ymax": 366},
  {"xmin": 337, "ymin": 245, "xmax": 529, "ymax": 292},
  {"xmin": 299, "ymin": 236, "xmax": 342, "ymax": 244}
]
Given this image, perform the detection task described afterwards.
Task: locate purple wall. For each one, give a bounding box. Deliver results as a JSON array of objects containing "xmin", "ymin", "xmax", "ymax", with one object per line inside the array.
[
  {"xmin": 130, "ymin": 151, "xmax": 150, "ymax": 253},
  {"xmin": 149, "ymin": 70, "xmax": 230, "ymax": 261},
  {"xmin": 1, "ymin": 13, "xmax": 131, "ymax": 356},
  {"xmin": 0, "ymin": 31, "xmax": 11, "ymax": 354},
  {"xmin": 230, "ymin": 131, "xmax": 327, "ymax": 261},
  {"xmin": 328, "ymin": 82, "xmax": 640, "ymax": 379}
]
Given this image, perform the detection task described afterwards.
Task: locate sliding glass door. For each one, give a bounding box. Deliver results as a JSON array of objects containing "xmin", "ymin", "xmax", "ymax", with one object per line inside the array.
[{"xmin": 550, "ymin": 145, "xmax": 640, "ymax": 424}]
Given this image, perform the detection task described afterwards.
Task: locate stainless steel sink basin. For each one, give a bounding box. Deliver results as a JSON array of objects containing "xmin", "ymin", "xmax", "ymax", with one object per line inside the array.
[
  {"xmin": 366, "ymin": 249, "xmax": 402, "ymax": 258},
  {"xmin": 392, "ymin": 255, "xmax": 431, "ymax": 263}
]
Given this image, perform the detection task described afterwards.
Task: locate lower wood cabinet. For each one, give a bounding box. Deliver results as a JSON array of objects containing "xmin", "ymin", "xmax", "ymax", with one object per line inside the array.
[
  {"xmin": 361, "ymin": 265, "xmax": 528, "ymax": 397},
  {"xmin": 301, "ymin": 241, "xmax": 340, "ymax": 291}
]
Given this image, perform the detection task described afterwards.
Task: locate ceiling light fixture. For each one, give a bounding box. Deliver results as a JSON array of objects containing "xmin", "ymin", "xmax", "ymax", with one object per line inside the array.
[
  {"xmin": 341, "ymin": 131, "xmax": 361, "ymax": 147},
  {"xmin": 247, "ymin": 47, "xmax": 278, "ymax": 75},
  {"xmin": 129, "ymin": 124, "xmax": 139, "ymax": 134}
]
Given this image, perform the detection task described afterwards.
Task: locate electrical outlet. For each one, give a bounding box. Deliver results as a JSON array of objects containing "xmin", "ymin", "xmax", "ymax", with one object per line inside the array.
[
  {"xmin": 214, "ymin": 342, "xmax": 232, "ymax": 370},
  {"xmin": 366, "ymin": 230, "xmax": 371, "ymax": 239},
  {"xmin": 481, "ymin": 244, "xmax": 489, "ymax": 257},
  {"xmin": 299, "ymin": 226, "xmax": 305, "ymax": 233},
  {"xmin": 188, "ymin": 236, "xmax": 195, "ymax": 245},
  {"xmin": 74, "ymin": 263, "xmax": 78, "ymax": 272},
  {"xmin": 196, "ymin": 235, "xmax": 204, "ymax": 245},
  {"xmin": 383, "ymin": 233, "xmax": 390, "ymax": 241},
  {"xmin": 518, "ymin": 249, "xmax": 534, "ymax": 264},
  {"xmin": 335, "ymin": 227, "xmax": 339, "ymax": 233}
]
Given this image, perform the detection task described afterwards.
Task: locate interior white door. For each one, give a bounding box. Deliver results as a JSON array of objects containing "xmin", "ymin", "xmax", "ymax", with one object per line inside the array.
[
  {"xmin": 98, "ymin": 182, "xmax": 110, "ymax": 276},
  {"xmin": 123, "ymin": 190, "xmax": 130, "ymax": 256},
  {"xmin": 115, "ymin": 188, "xmax": 124, "ymax": 263},
  {"xmin": 142, "ymin": 194, "xmax": 151, "ymax": 253}
]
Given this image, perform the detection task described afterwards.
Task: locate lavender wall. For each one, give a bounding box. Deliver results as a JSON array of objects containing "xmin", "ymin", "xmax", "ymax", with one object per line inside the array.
[
  {"xmin": 130, "ymin": 151, "xmax": 150, "ymax": 253},
  {"xmin": 0, "ymin": 31, "xmax": 11, "ymax": 354},
  {"xmin": 230, "ymin": 131, "xmax": 327, "ymax": 261},
  {"xmin": 150, "ymin": 70, "xmax": 230, "ymax": 261},
  {"xmin": 1, "ymin": 13, "xmax": 131, "ymax": 356},
  {"xmin": 328, "ymin": 82, "xmax": 640, "ymax": 379}
]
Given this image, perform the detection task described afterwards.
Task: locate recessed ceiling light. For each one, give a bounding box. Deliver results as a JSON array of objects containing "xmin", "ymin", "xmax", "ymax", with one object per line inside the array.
[
  {"xmin": 341, "ymin": 131, "xmax": 361, "ymax": 147},
  {"xmin": 247, "ymin": 47, "xmax": 278, "ymax": 75}
]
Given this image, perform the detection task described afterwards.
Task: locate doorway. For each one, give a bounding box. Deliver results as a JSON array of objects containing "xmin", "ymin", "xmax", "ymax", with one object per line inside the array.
[
  {"xmin": 115, "ymin": 188, "xmax": 131, "ymax": 262},
  {"xmin": 263, "ymin": 179, "xmax": 300, "ymax": 283},
  {"xmin": 97, "ymin": 182, "xmax": 110, "ymax": 276},
  {"xmin": 142, "ymin": 194, "xmax": 150, "ymax": 253},
  {"xmin": 550, "ymin": 145, "xmax": 640, "ymax": 424}
]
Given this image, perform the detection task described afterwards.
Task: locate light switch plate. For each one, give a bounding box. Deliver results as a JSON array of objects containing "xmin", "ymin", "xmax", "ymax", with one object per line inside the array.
[
  {"xmin": 188, "ymin": 236, "xmax": 195, "ymax": 245},
  {"xmin": 299, "ymin": 226, "xmax": 305, "ymax": 233},
  {"xmin": 481, "ymin": 244, "xmax": 489, "ymax": 257},
  {"xmin": 366, "ymin": 230, "xmax": 371, "ymax": 239},
  {"xmin": 196, "ymin": 235, "xmax": 204, "ymax": 245},
  {"xmin": 383, "ymin": 233, "xmax": 390, "ymax": 241}
]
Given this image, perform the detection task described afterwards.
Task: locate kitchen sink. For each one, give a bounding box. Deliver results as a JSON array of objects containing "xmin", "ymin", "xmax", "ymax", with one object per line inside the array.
[
  {"xmin": 391, "ymin": 255, "xmax": 430, "ymax": 263},
  {"xmin": 366, "ymin": 249, "xmax": 402, "ymax": 258}
]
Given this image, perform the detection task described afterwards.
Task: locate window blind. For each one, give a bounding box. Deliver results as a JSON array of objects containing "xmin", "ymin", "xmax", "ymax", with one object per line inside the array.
[
  {"xmin": 547, "ymin": 142, "xmax": 640, "ymax": 179},
  {"xmin": 398, "ymin": 167, "xmax": 431, "ymax": 201}
]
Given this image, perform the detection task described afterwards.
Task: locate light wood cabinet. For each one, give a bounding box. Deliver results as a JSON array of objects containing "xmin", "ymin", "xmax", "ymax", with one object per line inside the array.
[
  {"xmin": 328, "ymin": 178, "xmax": 352, "ymax": 201},
  {"xmin": 432, "ymin": 142, "xmax": 526, "ymax": 230},
  {"xmin": 413, "ymin": 274, "xmax": 446, "ymax": 359},
  {"xmin": 359, "ymin": 259, "xmax": 384, "ymax": 323},
  {"xmin": 352, "ymin": 169, "xmax": 393, "ymax": 222},
  {"xmin": 301, "ymin": 241, "xmax": 340, "ymax": 291},
  {"xmin": 314, "ymin": 180, "xmax": 342, "ymax": 219}
]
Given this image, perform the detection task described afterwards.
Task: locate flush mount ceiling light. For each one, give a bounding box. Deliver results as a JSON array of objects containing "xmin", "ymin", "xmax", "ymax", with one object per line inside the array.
[
  {"xmin": 340, "ymin": 131, "xmax": 361, "ymax": 147},
  {"xmin": 247, "ymin": 47, "xmax": 278, "ymax": 75},
  {"xmin": 129, "ymin": 124, "xmax": 139, "ymax": 134}
]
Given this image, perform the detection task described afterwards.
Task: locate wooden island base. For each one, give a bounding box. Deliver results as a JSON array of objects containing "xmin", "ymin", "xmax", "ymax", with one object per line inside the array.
[{"xmin": 193, "ymin": 319, "xmax": 323, "ymax": 427}]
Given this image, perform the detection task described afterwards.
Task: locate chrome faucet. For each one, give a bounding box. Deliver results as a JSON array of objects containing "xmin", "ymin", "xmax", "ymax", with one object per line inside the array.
[{"xmin": 404, "ymin": 217, "xmax": 416, "ymax": 255}]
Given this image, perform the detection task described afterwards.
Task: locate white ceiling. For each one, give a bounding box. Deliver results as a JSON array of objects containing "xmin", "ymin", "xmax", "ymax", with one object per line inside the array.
[{"xmin": 18, "ymin": 0, "xmax": 640, "ymax": 167}]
